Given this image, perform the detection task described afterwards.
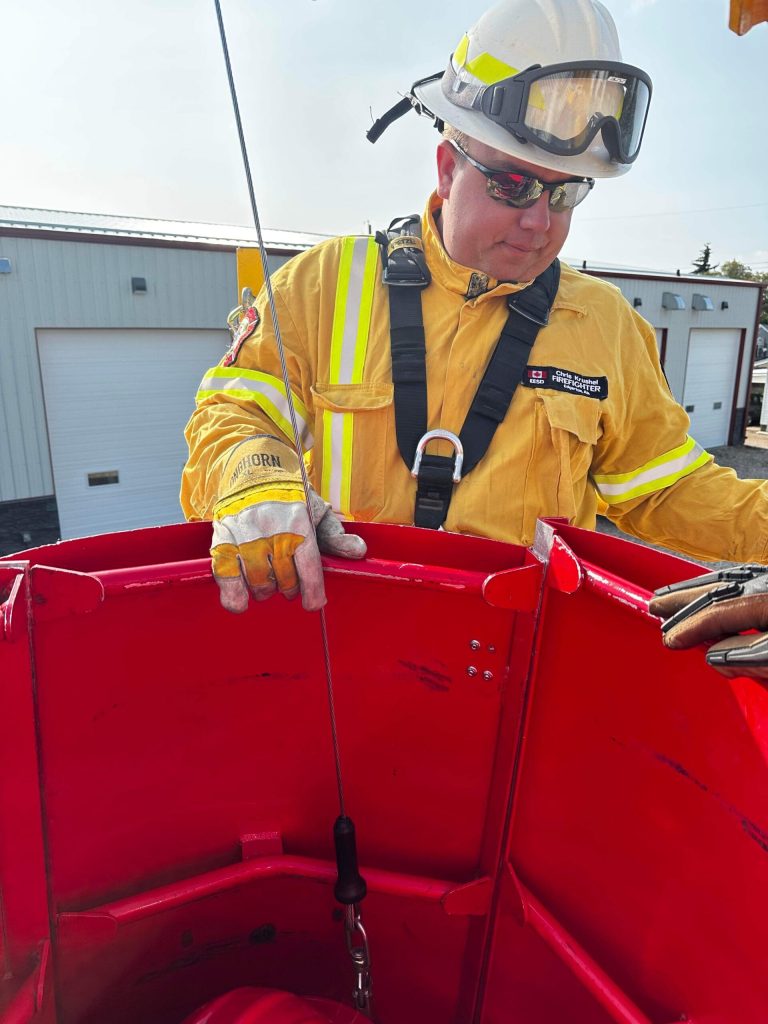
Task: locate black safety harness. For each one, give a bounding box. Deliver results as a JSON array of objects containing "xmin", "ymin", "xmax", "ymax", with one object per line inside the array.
[{"xmin": 378, "ymin": 215, "xmax": 561, "ymax": 529}]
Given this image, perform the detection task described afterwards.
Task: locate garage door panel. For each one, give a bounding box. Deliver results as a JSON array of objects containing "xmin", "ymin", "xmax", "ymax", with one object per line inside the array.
[
  {"xmin": 38, "ymin": 329, "xmax": 227, "ymax": 539},
  {"xmin": 682, "ymin": 329, "xmax": 740, "ymax": 449}
]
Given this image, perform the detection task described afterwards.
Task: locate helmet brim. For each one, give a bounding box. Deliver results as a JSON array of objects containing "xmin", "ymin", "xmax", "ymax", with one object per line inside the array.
[{"xmin": 413, "ymin": 75, "xmax": 629, "ymax": 180}]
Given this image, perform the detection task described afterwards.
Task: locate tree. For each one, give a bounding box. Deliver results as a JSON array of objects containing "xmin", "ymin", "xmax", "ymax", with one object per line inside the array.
[
  {"xmin": 691, "ymin": 243, "xmax": 719, "ymax": 274},
  {"xmin": 720, "ymin": 258, "xmax": 768, "ymax": 326}
]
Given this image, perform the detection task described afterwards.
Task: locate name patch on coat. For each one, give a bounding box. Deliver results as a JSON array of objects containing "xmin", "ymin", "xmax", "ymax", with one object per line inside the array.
[{"xmin": 523, "ymin": 366, "xmax": 608, "ymax": 400}]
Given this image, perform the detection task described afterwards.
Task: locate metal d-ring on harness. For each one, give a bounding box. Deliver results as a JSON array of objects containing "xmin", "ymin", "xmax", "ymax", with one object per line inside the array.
[
  {"xmin": 378, "ymin": 216, "xmax": 561, "ymax": 529},
  {"xmin": 214, "ymin": 1, "xmax": 373, "ymax": 1016}
]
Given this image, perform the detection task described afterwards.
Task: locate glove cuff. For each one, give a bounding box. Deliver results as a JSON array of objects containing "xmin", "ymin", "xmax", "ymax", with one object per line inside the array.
[
  {"xmin": 215, "ymin": 483, "xmax": 305, "ymax": 519},
  {"xmin": 216, "ymin": 436, "xmax": 302, "ymax": 507}
]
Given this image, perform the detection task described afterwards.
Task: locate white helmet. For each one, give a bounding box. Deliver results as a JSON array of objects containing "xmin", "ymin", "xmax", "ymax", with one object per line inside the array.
[{"xmin": 369, "ymin": 0, "xmax": 652, "ymax": 179}]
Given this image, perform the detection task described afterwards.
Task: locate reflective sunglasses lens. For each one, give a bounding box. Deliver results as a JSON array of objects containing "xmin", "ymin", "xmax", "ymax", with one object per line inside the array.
[
  {"xmin": 486, "ymin": 172, "xmax": 542, "ymax": 206},
  {"xmin": 548, "ymin": 181, "xmax": 591, "ymax": 212}
]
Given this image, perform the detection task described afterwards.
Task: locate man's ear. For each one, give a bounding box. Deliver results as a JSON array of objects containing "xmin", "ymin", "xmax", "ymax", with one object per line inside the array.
[{"xmin": 436, "ymin": 140, "xmax": 460, "ymax": 201}]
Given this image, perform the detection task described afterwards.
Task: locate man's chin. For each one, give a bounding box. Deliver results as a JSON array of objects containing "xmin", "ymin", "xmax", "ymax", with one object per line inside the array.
[
  {"xmin": 493, "ymin": 246, "xmax": 549, "ymax": 284},
  {"xmin": 496, "ymin": 261, "xmax": 542, "ymax": 284}
]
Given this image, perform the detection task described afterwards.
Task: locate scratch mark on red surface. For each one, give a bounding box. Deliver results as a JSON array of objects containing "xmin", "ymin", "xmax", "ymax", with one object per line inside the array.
[
  {"xmin": 397, "ymin": 660, "xmax": 451, "ymax": 691},
  {"xmin": 613, "ymin": 737, "xmax": 768, "ymax": 859},
  {"xmin": 653, "ymin": 753, "xmax": 710, "ymax": 793}
]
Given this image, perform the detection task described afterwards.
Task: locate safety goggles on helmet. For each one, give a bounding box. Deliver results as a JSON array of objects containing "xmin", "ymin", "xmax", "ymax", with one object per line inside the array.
[
  {"xmin": 442, "ymin": 59, "xmax": 652, "ymax": 166},
  {"xmin": 448, "ymin": 138, "xmax": 593, "ymax": 212}
]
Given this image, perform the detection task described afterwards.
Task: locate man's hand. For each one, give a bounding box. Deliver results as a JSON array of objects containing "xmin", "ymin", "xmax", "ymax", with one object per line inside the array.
[
  {"xmin": 649, "ymin": 565, "xmax": 768, "ymax": 679},
  {"xmin": 211, "ymin": 435, "xmax": 366, "ymax": 613}
]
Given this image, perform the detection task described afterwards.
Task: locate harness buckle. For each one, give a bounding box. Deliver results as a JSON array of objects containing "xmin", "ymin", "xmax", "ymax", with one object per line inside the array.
[
  {"xmin": 411, "ymin": 429, "xmax": 464, "ymax": 482},
  {"xmin": 411, "ymin": 430, "xmax": 463, "ymax": 529},
  {"xmin": 378, "ymin": 221, "xmax": 432, "ymax": 289}
]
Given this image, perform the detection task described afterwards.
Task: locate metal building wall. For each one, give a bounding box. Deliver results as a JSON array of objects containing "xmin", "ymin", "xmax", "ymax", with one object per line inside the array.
[
  {"xmin": 587, "ymin": 271, "xmax": 760, "ymax": 440},
  {"xmin": 1, "ymin": 238, "xmax": 760, "ymax": 507},
  {"xmin": 0, "ymin": 235, "xmax": 239, "ymax": 503}
]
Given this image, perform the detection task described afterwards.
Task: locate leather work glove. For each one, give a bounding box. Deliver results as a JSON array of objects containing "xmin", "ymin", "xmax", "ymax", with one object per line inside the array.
[
  {"xmin": 211, "ymin": 435, "xmax": 366, "ymax": 613},
  {"xmin": 649, "ymin": 565, "xmax": 768, "ymax": 679}
]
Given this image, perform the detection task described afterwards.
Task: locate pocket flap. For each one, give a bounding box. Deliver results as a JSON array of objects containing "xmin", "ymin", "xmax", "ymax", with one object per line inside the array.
[
  {"xmin": 539, "ymin": 391, "xmax": 601, "ymax": 445},
  {"xmin": 311, "ymin": 382, "xmax": 394, "ymax": 413}
]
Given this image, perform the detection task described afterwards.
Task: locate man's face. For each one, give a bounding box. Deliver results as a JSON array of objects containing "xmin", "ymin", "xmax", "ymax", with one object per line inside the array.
[{"xmin": 436, "ymin": 137, "xmax": 575, "ymax": 283}]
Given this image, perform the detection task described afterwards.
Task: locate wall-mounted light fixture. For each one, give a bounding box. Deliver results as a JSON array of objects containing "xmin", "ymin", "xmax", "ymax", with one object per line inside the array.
[
  {"xmin": 721, "ymin": 300, "xmax": 729, "ymax": 310},
  {"xmin": 131, "ymin": 276, "xmax": 147, "ymax": 295},
  {"xmin": 692, "ymin": 293, "xmax": 714, "ymax": 311},
  {"xmin": 662, "ymin": 292, "xmax": 685, "ymax": 310},
  {"xmin": 633, "ymin": 297, "xmax": 643, "ymax": 308}
]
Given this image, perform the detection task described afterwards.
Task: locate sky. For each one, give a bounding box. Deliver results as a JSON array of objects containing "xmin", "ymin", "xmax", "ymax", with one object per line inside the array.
[{"xmin": 1, "ymin": 0, "xmax": 766, "ymax": 275}]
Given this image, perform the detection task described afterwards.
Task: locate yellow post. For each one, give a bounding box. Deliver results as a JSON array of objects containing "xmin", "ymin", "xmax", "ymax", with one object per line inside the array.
[{"xmin": 236, "ymin": 247, "xmax": 265, "ymax": 301}]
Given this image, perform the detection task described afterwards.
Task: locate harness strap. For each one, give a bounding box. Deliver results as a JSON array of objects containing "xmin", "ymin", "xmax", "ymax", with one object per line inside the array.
[
  {"xmin": 381, "ymin": 217, "xmax": 560, "ymax": 529},
  {"xmin": 378, "ymin": 217, "xmax": 431, "ymax": 478},
  {"xmin": 461, "ymin": 261, "xmax": 560, "ymax": 475}
]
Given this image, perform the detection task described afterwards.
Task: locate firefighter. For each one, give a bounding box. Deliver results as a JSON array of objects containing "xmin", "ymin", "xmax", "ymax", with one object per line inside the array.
[{"xmin": 182, "ymin": 0, "xmax": 768, "ymax": 625}]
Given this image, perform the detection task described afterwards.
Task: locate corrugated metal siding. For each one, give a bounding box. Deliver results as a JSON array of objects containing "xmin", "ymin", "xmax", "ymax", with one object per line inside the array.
[
  {"xmin": 591, "ymin": 274, "xmax": 759, "ymax": 415},
  {"xmin": 0, "ymin": 235, "xmax": 248, "ymax": 502}
]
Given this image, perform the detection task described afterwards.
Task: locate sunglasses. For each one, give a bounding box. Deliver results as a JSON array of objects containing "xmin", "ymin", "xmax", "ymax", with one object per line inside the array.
[{"xmin": 448, "ymin": 138, "xmax": 594, "ymax": 212}]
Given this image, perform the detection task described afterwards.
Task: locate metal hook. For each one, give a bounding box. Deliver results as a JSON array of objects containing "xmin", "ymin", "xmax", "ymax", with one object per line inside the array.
[{"xmin": 345, "ymin": 905, "xmax": 374, "ymax": 1017}]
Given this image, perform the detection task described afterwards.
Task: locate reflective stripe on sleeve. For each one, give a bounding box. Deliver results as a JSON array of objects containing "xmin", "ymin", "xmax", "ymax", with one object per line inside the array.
[
  {"xmin": 593, "ymin": 436, "xmax": 711, "ymax": 505},
  {"xmin": 196, "ymin": 366, "xmax": 313, "ymax": 449},
  {"xmin": 321, "ymin": 235, "xmax": 379, "ymax": 515}
]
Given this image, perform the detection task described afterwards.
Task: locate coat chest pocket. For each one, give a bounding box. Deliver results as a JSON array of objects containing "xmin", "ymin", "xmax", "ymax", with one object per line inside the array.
[
  {"xmin": 311, "ymin": 382, "xmax": 394, "ymax": 519},
  {"xmin": 524, "ymin": 391, "xmax": 602, "ymax": 529}
]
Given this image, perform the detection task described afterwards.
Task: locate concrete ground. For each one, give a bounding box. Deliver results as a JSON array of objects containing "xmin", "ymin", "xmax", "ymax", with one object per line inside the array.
[{"xmin": 597, "ymin": 428, "xmax": 768, "ymax": 567}]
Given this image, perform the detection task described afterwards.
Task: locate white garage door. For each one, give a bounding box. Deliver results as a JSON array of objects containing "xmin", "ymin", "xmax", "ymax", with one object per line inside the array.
[
  {"xmin": 38, "ymin": 329, "xmax": 228, "ymax": 540},
  {"xmin": 682, "ymin": 328, "xmax": 741, "ymax": 449}
]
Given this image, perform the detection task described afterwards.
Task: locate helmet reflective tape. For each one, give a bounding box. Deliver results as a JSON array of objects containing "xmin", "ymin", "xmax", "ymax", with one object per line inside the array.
[
  {"xmin": 442, "ymin": 59, "xmax": 651, "ymax": 165},
  {"xmin": 452, "ymin": 33, "xmax": 518, "ymax": 88}
]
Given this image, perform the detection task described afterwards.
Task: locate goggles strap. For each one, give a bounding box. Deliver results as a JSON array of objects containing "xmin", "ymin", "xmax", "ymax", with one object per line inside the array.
[{"xmin": 366, "ymin": 96, "xmax": 413, "ymax": 144}]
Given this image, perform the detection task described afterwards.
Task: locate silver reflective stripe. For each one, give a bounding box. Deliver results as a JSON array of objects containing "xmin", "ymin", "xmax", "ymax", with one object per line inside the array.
[
  {"xmin": 335, "ymin": 239, "xmax": 374, "ymax": 384},
  {"xmin": 197, "ymin": 367, "xmax": 313, "ymax": 449},
  {"xmin": 322, "ymin": 236, "xmax": 379, "ymax": 514},
  {"xmin": 594, "ymin": 436, "xmax": 710, "ymax": 505}
]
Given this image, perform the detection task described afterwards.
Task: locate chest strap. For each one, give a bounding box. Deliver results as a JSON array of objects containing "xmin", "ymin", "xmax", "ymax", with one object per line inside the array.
[{"xmin": 379, "ymin": 217, "xmax": 560, "ymax": 529}]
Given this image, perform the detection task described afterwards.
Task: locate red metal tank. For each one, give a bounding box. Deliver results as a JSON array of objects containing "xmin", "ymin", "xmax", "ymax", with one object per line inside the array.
[{"xmin": 1, "ymin": 520, "xmax": 766, "ymax": 1023}]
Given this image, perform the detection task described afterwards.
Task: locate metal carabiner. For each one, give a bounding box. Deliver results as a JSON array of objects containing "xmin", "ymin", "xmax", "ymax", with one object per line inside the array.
[
  {"xmin": 410, "ymin": 428, "xmax": 464, "ymax": 482},
  {"xmin": 345, "ymin": 904, "xmax": 374, "ymax": 1018}
]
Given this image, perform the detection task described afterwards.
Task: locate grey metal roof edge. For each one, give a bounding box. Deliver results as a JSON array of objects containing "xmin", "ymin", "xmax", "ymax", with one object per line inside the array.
[
  {"xmin": 566, "ymin": 258, "xmax": 764, "ymax": 287},
  {"xmin": 0, "ymin": 204, "xmax": 331, "ymax": 251}
]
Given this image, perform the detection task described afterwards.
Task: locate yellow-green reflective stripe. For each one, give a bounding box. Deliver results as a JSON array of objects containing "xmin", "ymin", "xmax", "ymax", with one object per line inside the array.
[
  {"xmin": 321, "ymin": 408, "xmax": 335, "ymax": 506},
  {"xmin": 330, "ymin": 238, "xmax": 356, "ymax": 384},
  {"xmin": 196, "ymin": 367, "xmax": 313, "ymax": 449},
  {"xmin": 352, "ymin": 240, "xmax": 378, "ymax": 382},
  {"xmin": 322, "ymin": 236, "xmax": 378, "ymax": 514},
  {"xmin": 594, "ymin": 437, "xmax": 710, "ymax": 505},
  {"xmin": 453, "ymin": 32, "xmax": 519, "ymax": 85},
  {"xmin": 465, "ymin": 50, "xmax": 518, "ymax": 86},
  {"xmin": 340, "ymin": 412, "xmax": 354, "ymax": 513},
  {"xmin": 454, "ymin": 34, "xmax": 470, "ymax": 67}
]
